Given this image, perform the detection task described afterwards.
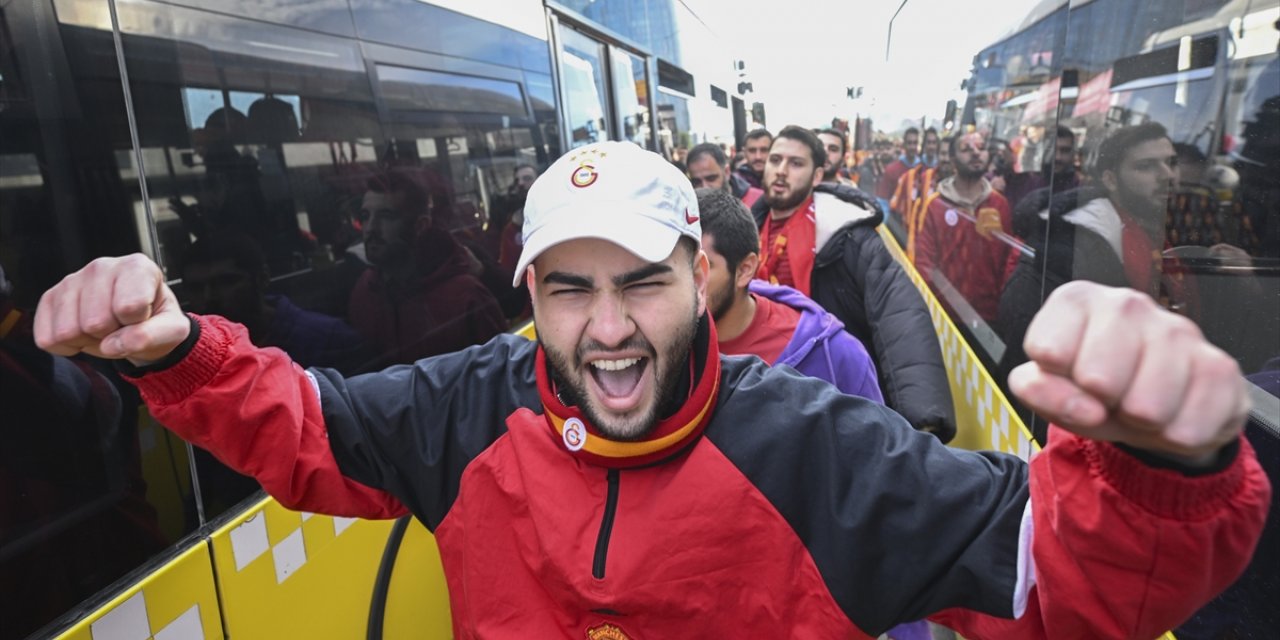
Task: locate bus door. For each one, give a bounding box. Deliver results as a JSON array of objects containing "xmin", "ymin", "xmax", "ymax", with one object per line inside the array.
[{"xmin": 550, "ymin": 14, "xmax": 656, "ymax": 151}]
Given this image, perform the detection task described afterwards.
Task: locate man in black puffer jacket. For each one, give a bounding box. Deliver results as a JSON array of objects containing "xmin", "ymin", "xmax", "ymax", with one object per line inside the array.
[{"xmin": 752, "ymin": 126, "xmax": 954, "ymax": 441}]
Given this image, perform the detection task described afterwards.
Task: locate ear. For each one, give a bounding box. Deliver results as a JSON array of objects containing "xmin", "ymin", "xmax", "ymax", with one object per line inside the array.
[
  {"xmin": 693, "ymin": 250, "xmax": 710, "ymax": 317},
  {"xmin": 811, "ymin": 165, "xmax": 825, "ymax": 188},
  {"xmin": 735, "ymin": 253, "xmax": 759, "ymax": 290},
  {"xmin": 1101, "ymin": 169, "xmax": 1119, "ymax": 195},
  {"xmin": 525, "ymin": 264, "xmax": 540, "ymax": 312}
]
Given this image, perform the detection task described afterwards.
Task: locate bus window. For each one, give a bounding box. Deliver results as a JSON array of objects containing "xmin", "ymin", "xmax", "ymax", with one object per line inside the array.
[
  {"xmin": 558, "ymin": 25, "xmax": 611, "ymax": 148},
  {"xmin": 1, "ymin": 2, "xmax": 193, "ymax": 637},
  {"xmin": 611, "ymin": 46, "xmax": 654, "ymax": 150}
]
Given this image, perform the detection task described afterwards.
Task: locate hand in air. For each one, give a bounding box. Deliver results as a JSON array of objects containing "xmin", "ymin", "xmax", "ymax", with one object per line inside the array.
[
  {"xmin": 1009, "ymin": 281, "xmax": 1249, "ymax": 468},
  {"xmin": 34, "ymin": 254, "xmax": 191, "ymax": 366}
]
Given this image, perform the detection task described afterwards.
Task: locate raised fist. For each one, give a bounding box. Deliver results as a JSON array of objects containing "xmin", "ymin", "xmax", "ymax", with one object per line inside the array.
[{"xmin": 35, "ymin": 254, "xmax": 191, "ymax": 366}]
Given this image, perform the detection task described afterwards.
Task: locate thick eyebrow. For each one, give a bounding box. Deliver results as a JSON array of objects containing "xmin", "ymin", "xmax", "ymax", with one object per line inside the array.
[
  {"xmin": 615, "ymin": 263, "xmax": 672, "ymax": 287},
  {"xmin": 542, "ymin": 271, "xmax": 593, "ymax": 288},
  {"xmin": 542, "ymin": 262, "xmax": 673, "ymax": 289}
]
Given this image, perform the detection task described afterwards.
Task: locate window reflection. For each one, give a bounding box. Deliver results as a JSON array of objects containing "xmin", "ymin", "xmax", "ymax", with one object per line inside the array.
[
  {"xmin": 4, "ymin": 0, "xmax": 556, "ymax": 633},
  {"xmin": 896, "ymin": 1, "xmax": 1279, "ymax": 634},
  {"xmin": 2, "ymin": 2, "xmax": 192, "ymax": 636},
  {"xmin": 611, "ymin": 47, "xmax": 652, "ymax": 149},
  {"xmin": 559, "ymin": 26, "xmax": 611, "ymax": 148}
]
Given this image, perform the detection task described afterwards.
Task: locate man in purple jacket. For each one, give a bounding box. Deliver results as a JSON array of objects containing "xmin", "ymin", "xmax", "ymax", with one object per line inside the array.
[{"xmin": 696, "ymin": 188, "xmax": 882, "ymax": 403}]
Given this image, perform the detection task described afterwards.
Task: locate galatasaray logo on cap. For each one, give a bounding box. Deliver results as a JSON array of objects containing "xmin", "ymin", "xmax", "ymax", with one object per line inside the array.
[
  {"xmin": 563, "ymin": 417, "xmax": 587, "ymax": 451},
  {"xmin": 571, "ymin": 163, "xmax": 598, "ymax": 188}
]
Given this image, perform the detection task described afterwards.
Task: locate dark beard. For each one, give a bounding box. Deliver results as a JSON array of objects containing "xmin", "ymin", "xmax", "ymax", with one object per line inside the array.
[
  {"xmin": 765, "ymin": 186, "xmax": 809, "ymax": 212},
  {"xmin": 956, "ymin": 163, "xmax": 986, "ymax": 181},
  {"xmin": 542, "ymin": 309, "xmax": 698, "ymax": 441},
  {"xmin": 709, "ymin": 279, "xmax": 737, "ymax": 324}
]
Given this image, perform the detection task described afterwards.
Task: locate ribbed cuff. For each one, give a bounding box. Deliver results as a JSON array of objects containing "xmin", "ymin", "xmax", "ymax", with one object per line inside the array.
[
  {"xmin": 121, "ymin": 314, "xmax": 228, "ymax": 406},
  {"xmin": 1085, "ymin": 435, "xmax": 1251, "ymax": 521}
]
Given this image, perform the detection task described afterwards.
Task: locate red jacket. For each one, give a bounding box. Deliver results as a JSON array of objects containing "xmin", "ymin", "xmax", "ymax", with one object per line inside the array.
[
  {"xmin": 127, "ymin": 314, "xmax": 1270, "ymax": 638},
  {"xmin": 915, "ymin": 180, "xmax": 1017, "ymax": 323},
  {"xmin": 349, "ymin": 230, "xmax": 506, "ymax": 368}
]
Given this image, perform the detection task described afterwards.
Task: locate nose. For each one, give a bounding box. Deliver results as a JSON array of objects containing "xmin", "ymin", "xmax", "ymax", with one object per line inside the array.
[{"xmin": 586, "ymin": 293, "xmax": 635, "ymax": 349}]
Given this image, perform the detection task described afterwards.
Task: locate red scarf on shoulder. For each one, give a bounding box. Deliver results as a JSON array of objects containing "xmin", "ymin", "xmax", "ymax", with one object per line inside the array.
[{"xmin": 757, "ymin": 196, "xmax": 817, "ymax": 295}]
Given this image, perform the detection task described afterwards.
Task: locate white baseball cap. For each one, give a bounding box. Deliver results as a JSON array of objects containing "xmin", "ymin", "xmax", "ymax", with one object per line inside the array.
[{"xmin": 511, "ymin": 141, "xmax": 701, "ymax": 286}]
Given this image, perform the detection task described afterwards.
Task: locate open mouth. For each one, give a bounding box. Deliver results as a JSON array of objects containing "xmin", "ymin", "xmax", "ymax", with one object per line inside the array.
[{"xmin": 587, "ymin": 356, "xmax": 650, "ymax": 413}]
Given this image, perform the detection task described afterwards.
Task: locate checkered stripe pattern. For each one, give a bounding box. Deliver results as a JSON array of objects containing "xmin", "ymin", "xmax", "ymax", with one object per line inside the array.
[
  {"xmin": 224, "ymin": 502, "xmax": 361, "ymax": 586},
  {"xmin": 876, "ymin": 226, "xmax": 1038, "ymax": 461},
  {"xmin": 89, "ymin": 597, "xmax": 202, "ymax": 640}
]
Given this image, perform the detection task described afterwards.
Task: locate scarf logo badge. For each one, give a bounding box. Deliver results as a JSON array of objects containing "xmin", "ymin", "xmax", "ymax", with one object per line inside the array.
[{"xmin": 563, "ymin": 417, "xmax": 587, "ymax": 451}]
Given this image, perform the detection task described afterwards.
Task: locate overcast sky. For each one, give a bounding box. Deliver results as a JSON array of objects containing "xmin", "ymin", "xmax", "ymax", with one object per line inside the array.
[{"xmin": 695, "ymin": 0, "xmax": 1037, "ymax": 132}]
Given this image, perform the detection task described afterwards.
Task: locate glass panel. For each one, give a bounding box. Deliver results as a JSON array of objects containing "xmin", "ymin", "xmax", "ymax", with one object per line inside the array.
[
  {"xmin": 1067, "ymin": 3, "xmax": 1280, "ymax": 635},
  {"xmin": 610, "ymin": 46, "xmax": 651, "ymax": 149},
  {"xmin": 656, "ymin": 91, "xmax": 690, "ymax": 162},
  {"xmin": 1, "ymin": 2, "xmax": 194, "ymax": 637},
  {"xmin": 377, "ymin": 64, "xmax": 528, "ymax": 117},
  {"xmin": 557, "ymin": 25, "xmax": 610, "ymax": 148},
  {"xmin": 109, "ymin": 0, "xmax": 383, "ymax": 524}
]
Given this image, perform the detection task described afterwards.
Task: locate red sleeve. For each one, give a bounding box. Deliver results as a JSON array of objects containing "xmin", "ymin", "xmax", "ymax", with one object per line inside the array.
[
  {"xmin": 878, "ymin": 162, "xmax": 904, "ymax": 200},
  {"xmin": 997, "ymin": 196, "xmax": 1019, "ymax": 288},
  {"xmin": 913, "ymin": 199, "xmax": 941, "ymax": 278},
  {"xmin": 933, "ymin": 426, "xmax": 1271, "ymax": 639},
  {"xmin": 126, "ymin": 315, "xmax": 409, "ymax": 519}
]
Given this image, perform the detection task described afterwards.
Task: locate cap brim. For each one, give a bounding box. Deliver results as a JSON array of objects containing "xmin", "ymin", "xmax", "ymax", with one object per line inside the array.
[{"xmin": 512, "ymin": 205, "xmax": 683, "ymax": 287}]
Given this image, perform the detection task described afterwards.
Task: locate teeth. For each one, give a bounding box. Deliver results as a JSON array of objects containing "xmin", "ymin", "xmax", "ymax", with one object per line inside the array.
[{"xmin": 591, "ymin": 357, "xmax": 641, "ymax": 371}]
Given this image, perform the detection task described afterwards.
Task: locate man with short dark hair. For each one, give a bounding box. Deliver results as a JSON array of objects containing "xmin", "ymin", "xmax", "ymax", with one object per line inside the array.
[
  {"xmin": 998, "ymin": 123, "xmax": 1182, "ymax": 442},
  {"xmin": 35, "ymin": 140, "xmax": 1269, "ymax": 639},
  {"xmin": 696, "ymin": 187, "xmax": 880, "ymax": 401},
  {"xmin": 857, "ymin": 138, "xmax": 894, "ymax": 192},
  {"xmin": 754, "ymin": 125, "xmax": 956, "ymax": 440},
  {"xmin": 349, "ymin": 171, "xmax": 506, "ymax": 367},
  {"xmin": 920, "ymin": 127, "xmax": 941, "ymax": 168},
  {"xmin": 736, "ymin": 128, "xmax": 772, "ymax": 189},
  {"xmin": 816, "ymin": 128, "xmax": 853, "ymax": 186},
  {"xmin": 914, "ymin": 132, "xmax": 1017, "ymax": 323},
  {"xmin": 877, "ymin": 127, "xmax": 920, "ymax": 200},
  {"xmin": 687, "ymin": 142, "xmax": 764, "ymax": 208}
]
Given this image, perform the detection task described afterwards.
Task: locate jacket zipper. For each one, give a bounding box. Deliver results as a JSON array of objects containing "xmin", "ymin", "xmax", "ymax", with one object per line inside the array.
[{"xmin": 592, "ymin": 469, "xmax": 620, "ymax": 579}]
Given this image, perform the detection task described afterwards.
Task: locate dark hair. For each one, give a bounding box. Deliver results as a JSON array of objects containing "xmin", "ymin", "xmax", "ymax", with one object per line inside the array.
[
  {"xmin": 1092, "ymin": 123, "xmax": 1170, "ymax": 179},
  {"xmin": 1173, "ymin": 142, "xmax": 1207, "ymax": 166},
  {"xmin": 923, "ymin": 127, "xmax": 940, "ymax": 141},
  {"xmin": 745, "ymin": 128, "xmax": 773, "ymax": 143},
  {"xmin": 365, "ymin": 170, "xmax": 431, "ymax": 217},
  {"xmin": 1056, "ymin": 126, "xmax": 1075, "ymax": 143},
  {"xmin": 774, "ymin": 125, "xmax": 827, "ymax": 170},
  {"xmin": 816, "ymin": 128, "xmax": 846, "ymax": 155},
  {"xmin": 687, "ymin": 142, "xmax": 728, "ymax": 168},
  {"xmin": 696, "ymin": 188, "xmax": 759, "ymax": 273},
  {"xmin": 903, "ymin": 127, "xmax": 920, "ymax": 138},
  {"xmin": 181, "ymin": 230, "xmax": 267, "ymax": 279}
]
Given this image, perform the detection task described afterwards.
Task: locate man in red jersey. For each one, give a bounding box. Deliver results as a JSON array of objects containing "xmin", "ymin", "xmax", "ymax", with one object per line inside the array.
[{"xmin": 914, "ymin": 131, "xmax": 1018, "ymax": 323}]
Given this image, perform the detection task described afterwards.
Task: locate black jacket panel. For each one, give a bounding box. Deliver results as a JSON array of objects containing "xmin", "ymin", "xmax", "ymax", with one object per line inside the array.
[{"xmin": 753, "ymin": 184, "xmax": 956, "ymax": 440}]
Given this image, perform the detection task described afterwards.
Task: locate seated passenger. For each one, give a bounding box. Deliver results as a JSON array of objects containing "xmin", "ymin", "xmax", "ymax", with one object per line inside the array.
[
  {"xmin": 696, "ymin": 187, "xmax": 881, "ymax": 402},
  {"xmin": 914, "ymin": 131, "xmax": 1017, "ymax": 323},
  {"xmin": 180, "ymin": 231, "xmax": 369, "ymax": 374},
  {"xmin": 349, "ymin": 171, "xmax": 506, "ymax": 367}
]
